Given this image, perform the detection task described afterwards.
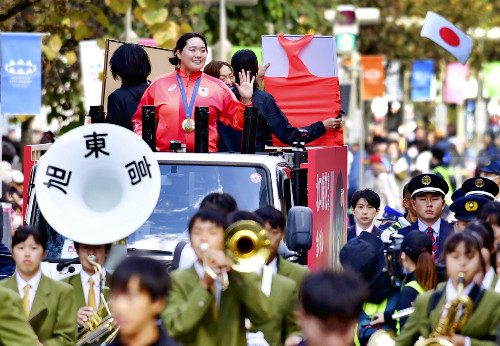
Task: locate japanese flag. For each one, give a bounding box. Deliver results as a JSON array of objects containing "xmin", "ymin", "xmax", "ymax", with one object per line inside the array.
[{"xmin": 420, "ymin": 11, "xmax": 472, "ymax": 65}]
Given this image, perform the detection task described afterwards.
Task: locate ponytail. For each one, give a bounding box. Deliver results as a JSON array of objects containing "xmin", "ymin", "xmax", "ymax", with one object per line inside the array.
[
  {"xmin": 415, "ymin": 249, "xmax": 437, "ymax": 291},
  {"xmin": 169, "ymin": 55, "xmax": 180, "ymax": 66}
]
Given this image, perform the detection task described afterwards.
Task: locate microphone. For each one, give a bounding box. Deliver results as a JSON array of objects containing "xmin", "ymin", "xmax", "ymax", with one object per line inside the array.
[{"xmin": 56, "ymin": 257, "xmax": 80, "ymax": 272}]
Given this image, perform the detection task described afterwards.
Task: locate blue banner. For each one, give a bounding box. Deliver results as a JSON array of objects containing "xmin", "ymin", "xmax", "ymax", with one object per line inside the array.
[
  {"xmin": 411, "ymin": 59, "xmax": 434, "ymax": 102},
  {"xmin": 1, "ymin": 33, "xmax": 42, "ymax": 115}
]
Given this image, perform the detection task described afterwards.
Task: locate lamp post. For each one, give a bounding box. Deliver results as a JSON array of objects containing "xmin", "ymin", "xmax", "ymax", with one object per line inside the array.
[{"xmin": 325, "ymin": 5, "xmax": 380, "ymax": 190}]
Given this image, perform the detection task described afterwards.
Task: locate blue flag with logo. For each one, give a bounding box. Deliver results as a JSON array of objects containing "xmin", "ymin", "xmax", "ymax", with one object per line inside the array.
[
  {"xmin": 1, "ymin": 33, "xmax": 42, "ymax": 115},
  {"xmin": 411, "ymin": 59, "xmax": 434, "ymax": 102}
]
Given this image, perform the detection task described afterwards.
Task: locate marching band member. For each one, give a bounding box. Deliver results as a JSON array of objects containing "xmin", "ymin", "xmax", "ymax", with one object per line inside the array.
[
  {"xmin": 254, "ymin": 206, "xmax": 310, "ymax": 287},
  {"xmin": 464, "ymin": 220, "xmax": 499, "ymax": 290},
  {"xmin": 62, "ymin": 242, "xmax": 112, "ymax": 328},
  {"xmin": 295, "ymin": 271, "xmax": 368, "ymax": 346},
  {"xmin": 0, "ymin": 285, "xmax": 39, "ymax": 345},
  {"xmin": 109, "ymin": 256, "xmax": 178, "ymax": 346},
  {"xmin": 0, "ymin": 226, "xmax": 76, "ymax": 345},
  {"xmin": 396, "ymin": 231, "xmax": 500, "ymax": 346},
  {"xmin": 172, "ymin": 192, "xmax": 238, "ymax": 271},
  {"xmin": 398, "ymin": 174, "xmax": 453, "ymax": 263},
  {"xmin": 161, "ymin": 209, "xmax": 273, "ymax": 345},
  {"xmin": 230, "ymin": 209, "xmax": 301, "ymax": 346},
  {"xmin": 132, "ymin": 32, "xmax": 255, "ymax": 152}
]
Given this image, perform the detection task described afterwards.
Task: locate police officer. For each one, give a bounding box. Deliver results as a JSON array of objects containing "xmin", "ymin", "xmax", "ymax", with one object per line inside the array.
[
  {"xmin": 397, "ymin": 174, "xmax": 453, "ymax": 263},
  {"xmin": 449, "ymin": 177, "xmax": 498, "ymax": 231},
  {"xmin": 450, "ymin": 196, "xmax": 490, "ymax": 231},
  {"xmin": 461, "ymin": 176, "xmax": 499, "ymax": 201},
  {"xmin": 479, "ymin": 160, "xmax": 500, "ymax": 200}
]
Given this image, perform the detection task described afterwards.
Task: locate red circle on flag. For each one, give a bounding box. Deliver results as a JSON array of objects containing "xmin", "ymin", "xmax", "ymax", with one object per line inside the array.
[{"xmin": 439, "ymin": 27, "xmax": 460, "ymax": 47}]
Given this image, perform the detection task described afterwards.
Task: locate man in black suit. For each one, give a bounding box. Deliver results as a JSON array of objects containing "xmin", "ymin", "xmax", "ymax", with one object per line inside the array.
[
  {"xmin": 347, "ymin": 189, "xmax": 383, "ymax": 241},
  {"xmin": 397, "ymin": 173, "xmax": 453, "ymax": 263}
]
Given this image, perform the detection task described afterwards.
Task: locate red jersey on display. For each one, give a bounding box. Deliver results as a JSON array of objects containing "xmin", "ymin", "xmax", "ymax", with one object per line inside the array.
[
  {"xmin": 132, "ymin": 69, "xmax": 245, "ymax": 152},
  {"xmin": 264, "ymin": 34, "xmax": 343, "ymax": 147}
]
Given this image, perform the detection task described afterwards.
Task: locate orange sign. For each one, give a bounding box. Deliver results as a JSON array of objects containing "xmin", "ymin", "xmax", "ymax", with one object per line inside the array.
[{"xmin": 360, "ymin": 55, "xmax": 385, "ymax": 100}]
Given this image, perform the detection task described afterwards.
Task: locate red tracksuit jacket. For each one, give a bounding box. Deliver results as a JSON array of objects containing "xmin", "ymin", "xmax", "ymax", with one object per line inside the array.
[{"xmin": 132, "ymin": 68, "xmax": 246, "ymax": 152}]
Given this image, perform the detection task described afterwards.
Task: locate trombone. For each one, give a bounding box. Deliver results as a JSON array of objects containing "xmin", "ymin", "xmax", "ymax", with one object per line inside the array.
[{"xmin": 200, "ymin": 220, "xmax": 271, "ymax": 290}]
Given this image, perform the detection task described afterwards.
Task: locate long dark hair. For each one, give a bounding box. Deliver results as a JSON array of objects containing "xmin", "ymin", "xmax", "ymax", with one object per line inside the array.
[
  {"xmin": 169, "ymin": 32, "xmax": 207, "ymax": 66},
  {"xmin": 415, "ymin": 251, "xmax": 437, "ymax": 291},
  {"xmin": 230, "ymin": 49, "xmax": 258, "ymax": 90}
]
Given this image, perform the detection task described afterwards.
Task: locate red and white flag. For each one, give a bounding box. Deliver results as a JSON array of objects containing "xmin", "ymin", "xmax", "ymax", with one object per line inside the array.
[{"xmin": 420, "ymin": 11, "xmax": 472, "ymax": 65}]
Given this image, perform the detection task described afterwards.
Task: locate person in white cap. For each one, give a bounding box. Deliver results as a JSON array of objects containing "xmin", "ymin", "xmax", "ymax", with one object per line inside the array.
[{"xmin": 397, "ymin": 173, "xmax": 453, "ymax": 263}]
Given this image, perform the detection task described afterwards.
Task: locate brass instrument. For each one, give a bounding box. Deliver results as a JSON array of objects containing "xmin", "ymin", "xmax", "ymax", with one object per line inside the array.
[
  {"xmin": 415, "ymin": 272, "xmax": 473, "ymax": 346},
  {"xmin": 200, "ymin": 220, "xmax": 271, "ymax": 290},
  {"xmin": 77, "ymin": 255, "xmax": 119, "ymax": 346}
]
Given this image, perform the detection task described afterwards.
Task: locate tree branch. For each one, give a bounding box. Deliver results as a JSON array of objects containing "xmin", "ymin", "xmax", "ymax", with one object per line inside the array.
[{"xmin": 0, "ymin": 0, "xmax": 43, "ymax": 22}]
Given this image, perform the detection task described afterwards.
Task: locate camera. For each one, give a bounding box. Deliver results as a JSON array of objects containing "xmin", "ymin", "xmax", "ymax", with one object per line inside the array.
[{"xmin": 383, "ymin": 233, "xmax": 404, "ymax": 288}]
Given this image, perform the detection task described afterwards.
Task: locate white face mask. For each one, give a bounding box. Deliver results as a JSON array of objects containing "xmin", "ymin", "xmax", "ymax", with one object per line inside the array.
[{"xmin": 407, "ymin": 147, "xmax": 419, "ymax": 159}]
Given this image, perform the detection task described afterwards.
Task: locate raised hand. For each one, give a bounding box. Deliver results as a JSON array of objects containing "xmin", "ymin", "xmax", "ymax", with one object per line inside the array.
[
  {"xmin": 256, "ymin": 62, "xmax": 270, "ymax": 89},
  {"xmin": 235, "ymin": 69, "xmax": 255, "ymax": 104}
]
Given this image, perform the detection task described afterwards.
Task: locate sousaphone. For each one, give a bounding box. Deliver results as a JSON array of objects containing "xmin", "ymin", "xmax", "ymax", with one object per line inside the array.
[{"xmin": 34, "ymin": 123, "xmax": 161, "ymax": 244}]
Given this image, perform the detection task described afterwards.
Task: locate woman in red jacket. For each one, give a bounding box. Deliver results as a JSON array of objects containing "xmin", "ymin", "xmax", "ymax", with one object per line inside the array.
[{"xmin": 132, "ymin": 32, "xmax": 254, "ymax": 152}]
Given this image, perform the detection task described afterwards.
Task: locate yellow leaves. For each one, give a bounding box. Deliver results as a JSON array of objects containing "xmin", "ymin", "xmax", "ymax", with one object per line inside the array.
[
  {"xmin": 179, "ymin": 23, "xmax": 193, "ymax": 35},
  {"xmin": 153, "ymin": 22, "xmax": 178, "ymax": 48},
  {"xmin": 65, "ymin": 51, "xmax": 77, "ymax": 65},
  {"xmin": 133, "ymin": 6, "xmax": 145, "ymax": 22},
  {"xmin": 61, "ymin": 18, "xmax": 71, "ymax": 28},
  {"xmin": 42, "ymin": 34, "xmax": 62, "ymax": 61},
  {"xmin": 74, "ymin": 21, "xmax": 95, "ymax": 41},
  {"xmin": 143, "ymin": 8, "xmax": 168, "ymax": 25},
  {"xmin": 105, "ymin": 0, "xmax": 133, "ymax": 14}
]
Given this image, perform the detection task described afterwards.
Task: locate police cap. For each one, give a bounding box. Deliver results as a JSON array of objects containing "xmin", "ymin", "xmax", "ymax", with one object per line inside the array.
[
  {"xmin": 451, "ymin": 188, "xmax": 464, "ymax": 202},
  {"xmin": 461, "ymin": 177, "xmax": 499, "ymax": 200},
  {"xmin": 479, "ymin": 160, "xmax": 500, "ymax": 175},
  {"xmin": 408, "ymin": 173, "xmax": 449, "ymax": 198},
  {"xmin": 449, "ymin": 195, "xmax": 490, "ymax": 221}
]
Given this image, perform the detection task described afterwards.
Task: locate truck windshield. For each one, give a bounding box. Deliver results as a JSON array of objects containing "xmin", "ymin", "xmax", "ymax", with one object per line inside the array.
[
  {"xmin": 37, "ymin": 163, "xmax": 271, "ymax": 259},
  {"xmin": 39, "ymin": 163, "xmax": 271, "ymax": 259},
  {"xmin": 127, "ymin": 163, "xmax": 271, "ymax": 252}
]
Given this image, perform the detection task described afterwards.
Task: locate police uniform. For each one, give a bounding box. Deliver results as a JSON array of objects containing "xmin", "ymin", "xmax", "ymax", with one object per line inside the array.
[{"xmin": 398, "ymin": 174, "xmax": 452, "ymax": 263}]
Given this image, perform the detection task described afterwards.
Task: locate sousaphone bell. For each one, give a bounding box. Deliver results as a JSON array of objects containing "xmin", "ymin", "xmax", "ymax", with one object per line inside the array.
[{"xmin": 34, "ymin": 123, "xmax": 161, "ymax": 244}]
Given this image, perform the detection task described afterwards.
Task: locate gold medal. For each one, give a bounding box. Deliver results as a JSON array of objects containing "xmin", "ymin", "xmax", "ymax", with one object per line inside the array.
[{"xmin": 182, "ymin": 119, "xmax": 195, "ymax": 132}]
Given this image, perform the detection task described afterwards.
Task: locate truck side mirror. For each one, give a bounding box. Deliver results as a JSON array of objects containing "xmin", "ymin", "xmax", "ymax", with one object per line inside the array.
[{"xmin": 286, "ymin": 206, "xmax": 313, "ymax": 252}]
